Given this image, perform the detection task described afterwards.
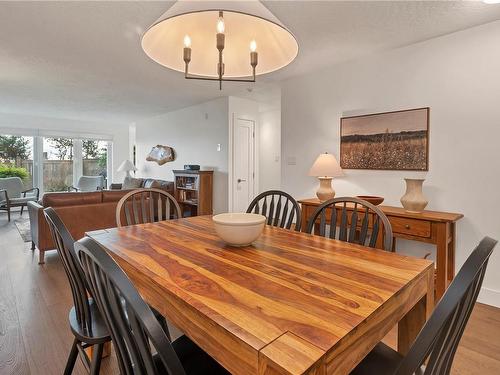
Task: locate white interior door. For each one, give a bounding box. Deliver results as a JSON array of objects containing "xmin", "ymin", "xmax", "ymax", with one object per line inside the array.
[{"xmin": 232, "ymin": 118, "xmax": 255, "ymax": 213}]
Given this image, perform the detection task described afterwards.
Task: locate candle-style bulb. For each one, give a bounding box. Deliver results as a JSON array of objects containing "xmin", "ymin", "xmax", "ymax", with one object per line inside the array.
[
  {"xmin": 216, "ymin": 17, "xmax": 225, "ymax": 33},
  {"xmin": 183, "ymin": 35, "xmax": 191, "ymax": 48},
  {"xmin": 250, "ymin": 40, "xmax": 257, "ymax": 52}
]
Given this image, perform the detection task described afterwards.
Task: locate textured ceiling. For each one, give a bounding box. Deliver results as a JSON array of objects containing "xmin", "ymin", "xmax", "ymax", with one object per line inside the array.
[{"xmin": 1, "ymin": 1, "xmax": 499, "ymax": 124}]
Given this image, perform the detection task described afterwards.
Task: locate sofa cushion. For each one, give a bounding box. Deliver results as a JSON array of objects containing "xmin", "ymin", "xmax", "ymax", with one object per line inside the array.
[
  {"xmin": 102, "ymin": 190, "xmax": 131, "ymax": 203},
  {"xmin": 9, "ymin": 196, "xmax": 38, "ymax": 204},
  {"xmin": 42, "ymin": 191, "xmax": 102, "ymax": 207},
  {"xmin": 122, "ymin": 176, "xmax": 142, "ymax": 190},
  {"xmin": 144, "ymin": 179, "xmax": 174, "ymax": 193}
]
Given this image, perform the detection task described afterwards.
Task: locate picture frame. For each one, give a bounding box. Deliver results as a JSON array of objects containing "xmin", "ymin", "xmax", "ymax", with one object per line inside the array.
[{"xmin": 340, "ymin": 107, "xmax": 429, "ymax": 171}]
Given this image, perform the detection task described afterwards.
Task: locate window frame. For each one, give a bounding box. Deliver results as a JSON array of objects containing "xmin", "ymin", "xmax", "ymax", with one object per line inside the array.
[{"xmin": 0, "ymin": 127, "xmax": 114, "ymax": 194}]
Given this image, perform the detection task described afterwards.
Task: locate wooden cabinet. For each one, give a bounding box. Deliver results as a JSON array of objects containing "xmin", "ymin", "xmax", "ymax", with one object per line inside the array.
[
  {"xmin": 298, "ymin": 198, "xmax": 463, "ymax": 302},
  {"xmin": 173, "ymin": 170, "xmax": 213, "ymax": 217}
]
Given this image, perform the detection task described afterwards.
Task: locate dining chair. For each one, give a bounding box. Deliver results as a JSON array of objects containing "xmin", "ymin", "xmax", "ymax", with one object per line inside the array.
[
  {"xmin": 351, "ymin": 236, "xmax": 497, "ymax": 375},
  {"xmin": 43, "ymin": 207, "xmax": 110, "ymax": 375},
  {"xmin": 246, "ymin": 190, "xmax": 302, "ymax": 231},
  {"xmin": 75, "ymin": 236, "xmax": 230, "ymax": 375},
  {"xmin": 116, "ymin": 188, "xmax": 181, "ymax": 338},
  {"xmin": 116, "ymin": 188, "xmax": 182, "ymax": 227},
  {"xmin": 306, "ymin": 196, "xmax": 393, "ymax": 251}
]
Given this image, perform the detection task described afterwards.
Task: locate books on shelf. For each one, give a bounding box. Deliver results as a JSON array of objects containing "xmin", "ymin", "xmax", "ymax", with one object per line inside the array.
[{"xmin": 178, "ymin": 189, "xmax": 198, "ymax": 205}]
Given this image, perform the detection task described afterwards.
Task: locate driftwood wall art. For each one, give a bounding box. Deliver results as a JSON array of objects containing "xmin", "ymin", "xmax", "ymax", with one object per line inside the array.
[{"xmin": 146, "ymin": 145, "xmax": 175, "ymax": 165}]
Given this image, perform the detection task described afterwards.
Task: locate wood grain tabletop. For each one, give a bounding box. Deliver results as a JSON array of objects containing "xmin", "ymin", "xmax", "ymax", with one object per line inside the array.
[{"xmin": 88, "ymin": 215, "xmax": 434, "ymax": 375}]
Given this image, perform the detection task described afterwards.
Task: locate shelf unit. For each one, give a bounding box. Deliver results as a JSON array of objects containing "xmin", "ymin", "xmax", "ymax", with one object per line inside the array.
[{"xmin": 173, "ymin": 170, "xmax": 213, "ymax": 217}]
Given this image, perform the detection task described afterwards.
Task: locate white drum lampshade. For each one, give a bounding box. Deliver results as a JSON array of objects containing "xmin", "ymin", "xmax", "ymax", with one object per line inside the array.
[
  {"xmin": 309, "ymin": 153, "xmax": 344, "ymax": 202},
  {"xmin": 117, "ymin": 160, "xmax": 137, "ymax": 178},
  {"xmin": 141, "ymin": 0, "xmax": 298, "ymax": 78}
]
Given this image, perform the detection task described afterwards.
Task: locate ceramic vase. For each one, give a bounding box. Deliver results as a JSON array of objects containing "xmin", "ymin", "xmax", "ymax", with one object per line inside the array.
[
  {"xmin": 400, "ymin": 178, "xmax": 428, "ymax": 213},
  {"xmin": 316, "ymin": 177, "xmax": 335, "ymax": 202}
]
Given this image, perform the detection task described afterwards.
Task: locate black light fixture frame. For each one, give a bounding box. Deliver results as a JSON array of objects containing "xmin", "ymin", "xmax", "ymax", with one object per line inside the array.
[{"xmin": 182, "ymin": 11, "xmax": 258, "ymax": 90}]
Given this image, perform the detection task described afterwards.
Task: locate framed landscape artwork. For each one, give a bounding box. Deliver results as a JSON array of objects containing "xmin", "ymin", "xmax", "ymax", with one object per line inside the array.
[{"xmin": 340, "ymin": 107, "xmax": 429, "ymax": 170}]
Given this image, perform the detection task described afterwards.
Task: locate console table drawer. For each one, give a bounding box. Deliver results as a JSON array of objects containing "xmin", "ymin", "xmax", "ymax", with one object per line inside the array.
[{"xmin": 390, "ymin": 217, "xmax": 431, "ymax": 238}]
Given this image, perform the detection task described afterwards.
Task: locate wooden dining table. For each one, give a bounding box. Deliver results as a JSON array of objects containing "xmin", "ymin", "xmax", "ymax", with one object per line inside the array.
[{"xmin": 87, "ymin": 215, "xmax": 434, "ymax": 375}]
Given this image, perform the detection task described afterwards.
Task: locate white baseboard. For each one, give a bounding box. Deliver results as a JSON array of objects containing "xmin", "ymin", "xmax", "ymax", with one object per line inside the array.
[{"xmin": 478, "ymin": 287, "xmax": 500, "ymax": 308}]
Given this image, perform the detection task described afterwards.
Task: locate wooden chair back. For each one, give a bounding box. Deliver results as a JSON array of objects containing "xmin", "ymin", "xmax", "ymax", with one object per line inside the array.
[
  {"xmin": 396, "ymin": 236, "xmax": 497, "ymax": 375},
  {"xmin": 306, "ymin": 197, "xmax": 393, "ymax": 251},
  {"xmin": 43, "ymin": 207, "xmax": 92, "ymax": 333},
  {"xmin": 246, "ymin": 190, "xmax": 302, "ymax": 231},
  {"xmin": 116, "ymin": 188, "xmax": 181, "ymax": 227},
  {"xmin": 75, "ymin": 236, "xmax": 186, "ymax": 375}
]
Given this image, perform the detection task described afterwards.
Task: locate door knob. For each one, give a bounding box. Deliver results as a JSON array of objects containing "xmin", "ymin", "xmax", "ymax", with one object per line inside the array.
[{"xmin": 237, "ymin": 178, "xmax": 246, "ymax": 183}]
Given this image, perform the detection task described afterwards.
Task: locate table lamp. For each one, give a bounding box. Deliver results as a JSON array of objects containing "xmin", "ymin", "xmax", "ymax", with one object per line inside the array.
[
  {"xmin": 308, "ymin": 152, "xmax": 343, "ymax": 201},
  {"xmin": 117, "ymin": 159, "xmax": 137, "ymax": 178}
]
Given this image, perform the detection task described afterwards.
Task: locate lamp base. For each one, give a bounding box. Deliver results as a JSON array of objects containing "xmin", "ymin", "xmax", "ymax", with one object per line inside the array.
[{"xmin": 316, "ymin": 177, "xmax": 335, "ymax": 202}]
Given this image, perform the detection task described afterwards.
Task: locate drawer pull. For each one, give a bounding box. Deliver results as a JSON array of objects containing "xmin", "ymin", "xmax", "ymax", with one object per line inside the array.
[{"xmin": 405, "ymin": 224, "xmax": 411, "ymax": 229}]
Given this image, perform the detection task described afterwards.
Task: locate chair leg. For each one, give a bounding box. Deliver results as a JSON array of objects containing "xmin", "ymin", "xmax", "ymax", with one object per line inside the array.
[
  {"xmin": 90, "ymin": 343, "xmax": 104, "ymax": 375},
  {"xmin": 7, "ymin": 207, "xmax": 10, "ymax": 222},
  {"xmin": 31, "ymin": 241, "xmax": 35, "ymax": 251},
  {"xmin": 20, "ymin": 205, "xmax": 24, "ymax": 216},
  {"xmin": 64, "ymin": 338, "xmax": 79, "ymax": 375}
]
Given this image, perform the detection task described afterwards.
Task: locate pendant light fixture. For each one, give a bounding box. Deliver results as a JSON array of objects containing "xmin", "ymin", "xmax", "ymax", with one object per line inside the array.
[{"xmin": 141, "ymin": 0, "xmax": 298, "ymax": 89}]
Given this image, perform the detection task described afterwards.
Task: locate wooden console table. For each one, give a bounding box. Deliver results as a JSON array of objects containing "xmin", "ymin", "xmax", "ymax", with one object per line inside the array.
[{"xmin": 298, "ymin": 198, "xmax": 463, "ymax": 301}]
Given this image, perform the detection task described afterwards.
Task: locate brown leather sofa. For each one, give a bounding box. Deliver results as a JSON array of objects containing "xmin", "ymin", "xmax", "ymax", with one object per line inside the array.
[
  {"xmin": 28, "ymin": 190, "xmax": 129, "ymax": 264},
  {"xmin": 109, "ymin": 178, "xmax": 174, "ymax": 192},
  {"xmin": 28, "ymin": 178, "xmax": 174, "ymax": 264}
]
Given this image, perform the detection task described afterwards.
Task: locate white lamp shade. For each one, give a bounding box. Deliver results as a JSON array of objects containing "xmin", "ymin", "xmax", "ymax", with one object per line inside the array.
[
  {"xmin": 141, "ymin": 0, "xmax": 298, "ymax": 78},
  {"xmin": 309, "ymin": 153, "xmax": 343, "ymax": 177},
  {"xmin": 117, "ymin": 160, "xmax": 137, "ymax": 173}
]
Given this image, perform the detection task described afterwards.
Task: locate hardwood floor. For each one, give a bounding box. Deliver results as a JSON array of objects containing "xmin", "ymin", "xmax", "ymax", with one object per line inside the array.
[
  {"xmin": 1, "ymin": 211, "xmax": 499, "ymax": 374},
  {"xmin": 0, "ymin": 213, "xmax": 118, "ymax": 375}
]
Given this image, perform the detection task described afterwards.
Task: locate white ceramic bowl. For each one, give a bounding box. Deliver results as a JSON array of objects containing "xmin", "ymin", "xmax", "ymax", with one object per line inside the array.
[{"xmin": 212, "ymin": 213, "xmax": 266, "ymax": 246}]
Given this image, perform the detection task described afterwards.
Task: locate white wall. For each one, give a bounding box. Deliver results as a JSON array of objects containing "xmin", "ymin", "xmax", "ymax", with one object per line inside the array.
[
  {"xmin": 281, "ymin": 21, "xmax": 500, "ymax": 306},
  {"xmin": 0, "ymin": 112, "xmax": 129, "ymax": 183},
  {"xmin": 135, "ymin": 95, "xmax": 279, "ymax": 214},
  {"xmin": 135, "ymin": 97, "xmax": 229, "ymax": 214}
]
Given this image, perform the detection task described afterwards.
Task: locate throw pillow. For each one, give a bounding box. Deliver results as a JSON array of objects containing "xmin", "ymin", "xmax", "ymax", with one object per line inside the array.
[
  {"xmin": 143, "ymin": 179, "xmax": 161, "ymax": 189},
  {"xmin": 122, "ymin": 176, "xmax": 142, "ymax": 190}
]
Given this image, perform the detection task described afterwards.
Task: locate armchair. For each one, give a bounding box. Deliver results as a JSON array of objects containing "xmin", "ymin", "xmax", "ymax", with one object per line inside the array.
[
  {"xmin": 0, "ymin": 177, "xmax": 39, "ymax": 221},
  {"xmin": 68, "ymin": 175, "xmax": 105, "ymax": 192}
]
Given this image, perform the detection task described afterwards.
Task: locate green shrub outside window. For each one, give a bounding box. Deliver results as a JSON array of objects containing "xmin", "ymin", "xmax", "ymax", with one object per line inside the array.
[{"xmin": 0, "ymin": 164, "xmax": 29, "ymax": 180}]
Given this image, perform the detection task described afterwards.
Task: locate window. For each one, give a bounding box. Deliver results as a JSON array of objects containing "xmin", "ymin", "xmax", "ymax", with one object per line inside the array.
[
  {"xmin": 1, "ymin": 131, "xmax": 113, "ymax": 194},
  {"xmin": 0, "ymin": 134, "xmax": 35, "ymax": 189},
  {"xmin": 83, "ymin": 139, "xmax": 109, "ymax": 187},
  {"xmin": 43, "ymin": 137, "xmax": 74, "ymax": 192}
]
